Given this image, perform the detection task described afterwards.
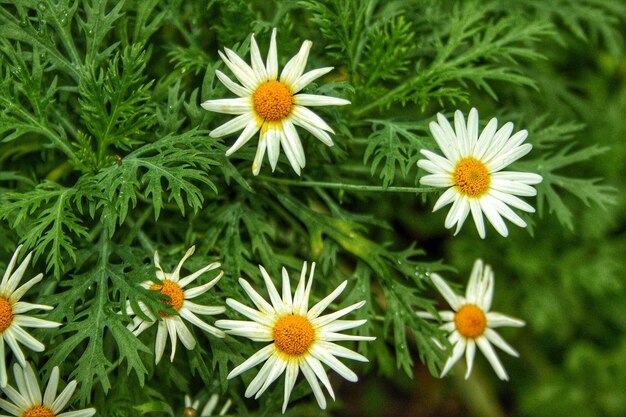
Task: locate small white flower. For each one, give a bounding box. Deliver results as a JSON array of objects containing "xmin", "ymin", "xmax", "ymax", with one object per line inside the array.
[
  {"xmin": 0, "ymin": 362, "xmax": 95, "ymax": 417},
  {"xmin": 183, "ymin": 393, "xmax": 232, "ymax": 417},
  {"xmin": 0, "ymin": 246, "xmax": 60, "ymax": 387},
  {"xmin": 418, "ymin": 259, "xmax": 525, "ymax": 381},
  {"xmin": 201, "ymin": 28, "xmax": 350, "ymax": 176},
  {"xmin": 216, "ymin": 262, "xmax": 374, "ymax": 413},
  {"xmin": 125, "ymin": 246, "xmax": 226, "ymax": 364},
  {"xmin": 417, "ymin": 108, "xmax": 542, "ymax": 238}
]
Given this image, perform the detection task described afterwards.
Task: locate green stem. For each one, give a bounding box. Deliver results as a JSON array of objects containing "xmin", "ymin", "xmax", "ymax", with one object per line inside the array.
[{"xmin": 258, "ymin": 176, "xmax": 435, "ymax": 194}]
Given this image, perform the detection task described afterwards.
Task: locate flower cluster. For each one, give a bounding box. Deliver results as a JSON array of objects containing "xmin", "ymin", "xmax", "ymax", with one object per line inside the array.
[
  {"xmin": 0, "ymin": 246, "xmax": 95, "ymax": 417},
  {"xmin": 0, "ymin": 26, "xmax": 543, "ymax": 416}
]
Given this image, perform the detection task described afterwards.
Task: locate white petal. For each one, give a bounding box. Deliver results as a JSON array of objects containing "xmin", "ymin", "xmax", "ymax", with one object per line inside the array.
[
  {"xmin": 222, "ymin": 49, "xmax": 257, "ymax": 90},
  {"xmin": 154, "ymin": 322, "xmax": 167, "ymax": 364},
  {"xmin": 51, "ymin": 380, "xmax": 77, "ymax": 414},
  {"xmin": 432, "ymin": 188, "xmax": 459, "ymax": 212},
  {"xmin": 440, "ymin": 338, "xmax": 466, "ymax": 377},
  {"xmin": 487, "ymin": 189, "xmax": 536, "ymax": 213},
  {"xmin": 429, "ymin": 273, "xmax": 462, "ymax": 311},
  {"xmin": 464, "ymin": 339, "xmax": 476, "ymax": 379},
  {"xmin": 290, "ymin": 105, "xmax": 334, "ymax": 133},
  {"xmin": 281, "ymin": 268, "xmax": 293, "ymax": 307},
  {"xmin": 292, "ymin": 67, "xmax": 334, "ymax": 93},
  {"xmin": 0, "ymin": 341, "xmax": 6, "ymax": 388},
  {"xmin": 215, "ymin": 69, "xmax": 251, "ymax": 97},
  {"xmin": 209, "ymin": 113, "xmax": 254, "ymax": 138},
  {"xmin": 309, "ymin": 344, "xmax": 357, "ymax": 382},
  {"xmin": 259, "ymin": 265, "xmax": 286, "ymax": 314},
  {"xmin": 282, "ymin": 360, "xmax": 299, "ymax": 413},
  {"xmin": 473, "ymin": 117, "xmax": 498, "ymax": 160},
  {"xmin": 420, "ymin": 174, "xmax": 453, "ymax": 188},
  {"xmin": 467, "ymin": 108, "xmax": 479, "ymax": 148},
  {"xmin": 227, "ymin": 344, "xmax": 274, "ymax": 379},
  {"xmin": 491, "ymin": 171, "xmax": 542, "ymax": 185},
  {"xmin": 13, "ymin": 315, "xmax": 60, "ymax": 329},
  {"xmin": 294, "ymin": 94, "xmax": 350, "ymax": 106},
  {"xmin": 182, "ymin": 272, "xmax": 224, "ymax": 298},
  {"xmin": 454, "ymin": 110, "xmax": 469, "ymax": 157},
  {"xmin": 11, "ymin": 275, "xmax": 43, "ymax": 302},
  {"xmin": 490, "ymin": 178, "xmax": 538, "ymax": 197},
  {"xmin": 43, "ymin": 367, "xmax": 59, "ymax": 406},
  {"xmin": 225, "ymin": 299, "xmax": 274, "ymax": 327},
  {"xmin": 481, "ymin": 122, "xmax": 514, "ymax": 163},
  {"xmin": 237, "ymin": 278, "xmax": 274, "ymax": 314},
  {"xmin": 469, "ymin": 199, "xmax": 486, "ymax": 239},
  {"xmin": 476, "ymin": 337, "xmax": 508, "ymax": 380},
  {"xmin": 465, "ymin": 259, "xmax": 484, "ymax": 304},
  {"xmin": 280, "ymin": 40, "xmax": 312, "ymax": 86},
  {"xmin": 0, "ymin": 246, "xmax": 22, "ymax": 289},
  {"xmin": 480, "ymin": 196, "xmax": 509, "ymax": 237},
  {"xmin": 266, "ymin": 28, "xmax": 278, "ymax": 80},
  {"xmin": 201, "ymin": 97, "xmax": 252, "ymax": 115},
  {"xmin": 57, "ymin": 410, "xmax": 96, "ymax": 417},
  {"xmin": 304, "ymin": 355, "xmax": 335, "ymax": 399},
  {"xmin": 320, "ymin": 319, "xmax": 366, "ymax": 333},
  {"xmin": 179, "ymin": 309, "xmax": 225, "ymax": 338},
  {"xmin": 265, "ymin": 128, "xmax": 281, "ymax": 171},
  {"xmin": 484, "ymin": 328, "xmax": 519, "ymax": 357},
  {"xmin": 253, "ymin": 357, "xmax": 286, "ymax": 399},
  {"xmin": 225, "ymin": 118, "xmax": 262, "ymax": 156},
  {"xmin": 249, "ymin": 34, "xmax": 268, "ymax": 82},
  {"xmin": 312, "ymin": 301, "xmax": 366, "ymax": 328},
  {"xmin": 418, "ymin": 149, "xmax": 455, "ymax": 172},
  {"xmin": 244, "ymin": 354, "xmax": 278, "ymax": 398},
  {"xmin": 251, "ymin": 132, "xmax": 267, "ymax": 176},
  {"xmin": 486, "ymin": 312, "xmax": 525, "ymax": 328},
  {"xmin": 23, "ymin": 362, "xmax": 42, "ymax": 405},
  {"xmin": 307, "ymin": 281, "xmax": 347, "ymax": 320},
  {"xmin": 280, "ymin": 123, "xmax": 304, "ymax": 175},
  {"xmin": 11, "ymin": 301, "xmax": 54, "ymax": 314},
  {"xmin": 317, "ymin": 340, "xmax": 368, "ymax": 362},
  {"xmin": 300, "ymin": 359, "xmax": 327, "ymax": 409}
]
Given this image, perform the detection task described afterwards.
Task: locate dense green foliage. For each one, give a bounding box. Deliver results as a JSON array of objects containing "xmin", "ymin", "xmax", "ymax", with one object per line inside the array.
[{"xmin": 0, "ymin": 0, "xmax": 624, "ymax": 416}]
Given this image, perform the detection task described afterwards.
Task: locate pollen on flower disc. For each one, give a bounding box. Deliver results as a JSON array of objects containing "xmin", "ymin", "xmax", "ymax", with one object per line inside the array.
[
  {"xmin": 253, "ymin": 80, "xmax": 294, "ymax": 121},
  {"xmin": 0, "ymin": 297, "xmax": 14, "ymax": 332},
  {"xmin": 273, "ymin": 314, "xmax": 315, "ymax": 356},
  {"xmin": 23, "ymin": 405, "xmax": 55, "ymax": 417},
  {"xmin": 453, "ymin": 157, "xmax": 491, "ymax": 197},
  {"xmin": 454, "ymin": 304, "xmax": 487, "ymax": 339},
  {"xmin": 150, "ymin": 280, "xmax": 185, "ymax": 317}
]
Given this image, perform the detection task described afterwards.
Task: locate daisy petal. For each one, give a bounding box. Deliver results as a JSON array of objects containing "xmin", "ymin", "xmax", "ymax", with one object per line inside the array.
[
  {"xmin": 476, "ymin": 336, "xmax": 508, "ymax": 381},
  {"xmin": 294, "ymin": 94, "xmax": 350, "ymax": 106}
]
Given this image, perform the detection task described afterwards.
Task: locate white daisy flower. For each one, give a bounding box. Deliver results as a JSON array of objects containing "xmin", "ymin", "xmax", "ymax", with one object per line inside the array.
[
  {"xmin": 0, "ymin": 362, "xmax": 95, "ymax": 417},
  {"xmin": 417, "ymin": 259, "xmax": 525, "ymax": 381},
  {"xmin": 183, "ymin": 393, "xmax": 232, "ymax": 417},
  {"xmin": 125, "ymin": 246, "xmax": 226, "ymax": 364},
  {"xmin": 215, "ymin": 262, "xmax": 374, "ymax": 412},
  {"xmin": 417, "ymin": 108, "xmax": 543, "ymax": 238},
  {"xmin": 201, "ymin": 28, "xmax": 351, "ymax": 176},
  {"xmin": 0, "ymin": 246, "xmax": 60, "ymax": 387}
]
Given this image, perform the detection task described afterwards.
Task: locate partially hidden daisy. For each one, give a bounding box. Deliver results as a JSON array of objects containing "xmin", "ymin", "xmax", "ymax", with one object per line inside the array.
[
  {"xmin": 0, "ymin": 362, "xmax": 95, "ymax": 417},
  {"xmin": 0, "ymin": 246, "xmax": 60, "ymax": 387},
  {"xmin": 183, "ymin": 392, "xmax": 232, "ymax": 417},
  {"xmin": 215, "ymin": 262, "xmax": 374, "ymax": 412},
  {"xmin": 125, "ymin": 246, "xmax": 226, "ymax": 364},
  {"xmin": 417, "ymin": 108, "xmax": 543, "ymax": 238},
  {"xmin": 417, "ymin": 259, "xmax": 525, "ymax": 381},
  {"xmin": 201, "ymin": 28, "xmax": 350, "ymax": 176}
]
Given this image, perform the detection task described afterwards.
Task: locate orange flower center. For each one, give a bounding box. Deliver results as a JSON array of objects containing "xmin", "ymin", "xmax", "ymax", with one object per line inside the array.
[
  {"xmin": 454, "ymin": 304, "xmax": 487, "ymax": 339},
  {"xmin": 453, "ymin": 157, "xmax": 491, "ymax": 197},
  {"xmin": 149, "ymin": 280, "xmax": 184, "ymax": 317},
  {"xmin": 273, "ymin": 314, "xmax": 315, "ymax": 356},
  {"xmin": 0, "ymin": 297, "xmax": 14, "ymax": 332},
  {"xmin": 253, "ymin": 80, "xmax": 293, "ymax": 121},
  {"xmin": 23, "ymin": 405, "xmax": 55, "ymax": 417},
  {"xmin": 183, "ymin": 407, "xmax": 197, "ymax": 417}
]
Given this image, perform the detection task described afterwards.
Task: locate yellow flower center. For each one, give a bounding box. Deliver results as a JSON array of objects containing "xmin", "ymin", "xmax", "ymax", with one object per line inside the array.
[
  {"xmin": 23, "ymin": 405, "xmax": 55, "ymax": 417},
  {"xmin": 183, "ymin": 407, "xmax": 197, "ymax": 417},
  {"xmin": 273, "ymin": 314, "xmax": 315, "ymax": 356},
  {"xmin": 0, "ymin": 297, "xmax": 14, "ymax": 332},
  {"xmin": 453, "ymin": 157, "xmax": 491, "ymax": 197},
  {"xmin": 454, "ymin": 304, "xmax": 487, "ymax": 339},
  {"xmin": 149, "ymin": 280, "xmax": 184, "ymax": 317},
  {"xmin": 253, "ymin": 80, "xmax": 294, "ymax": 121}
]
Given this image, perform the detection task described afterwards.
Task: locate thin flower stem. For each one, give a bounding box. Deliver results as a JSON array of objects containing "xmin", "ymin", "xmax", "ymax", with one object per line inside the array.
[{"xmin": 258, "ymin": 176, "xmax": 435, "ymax": 194}]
